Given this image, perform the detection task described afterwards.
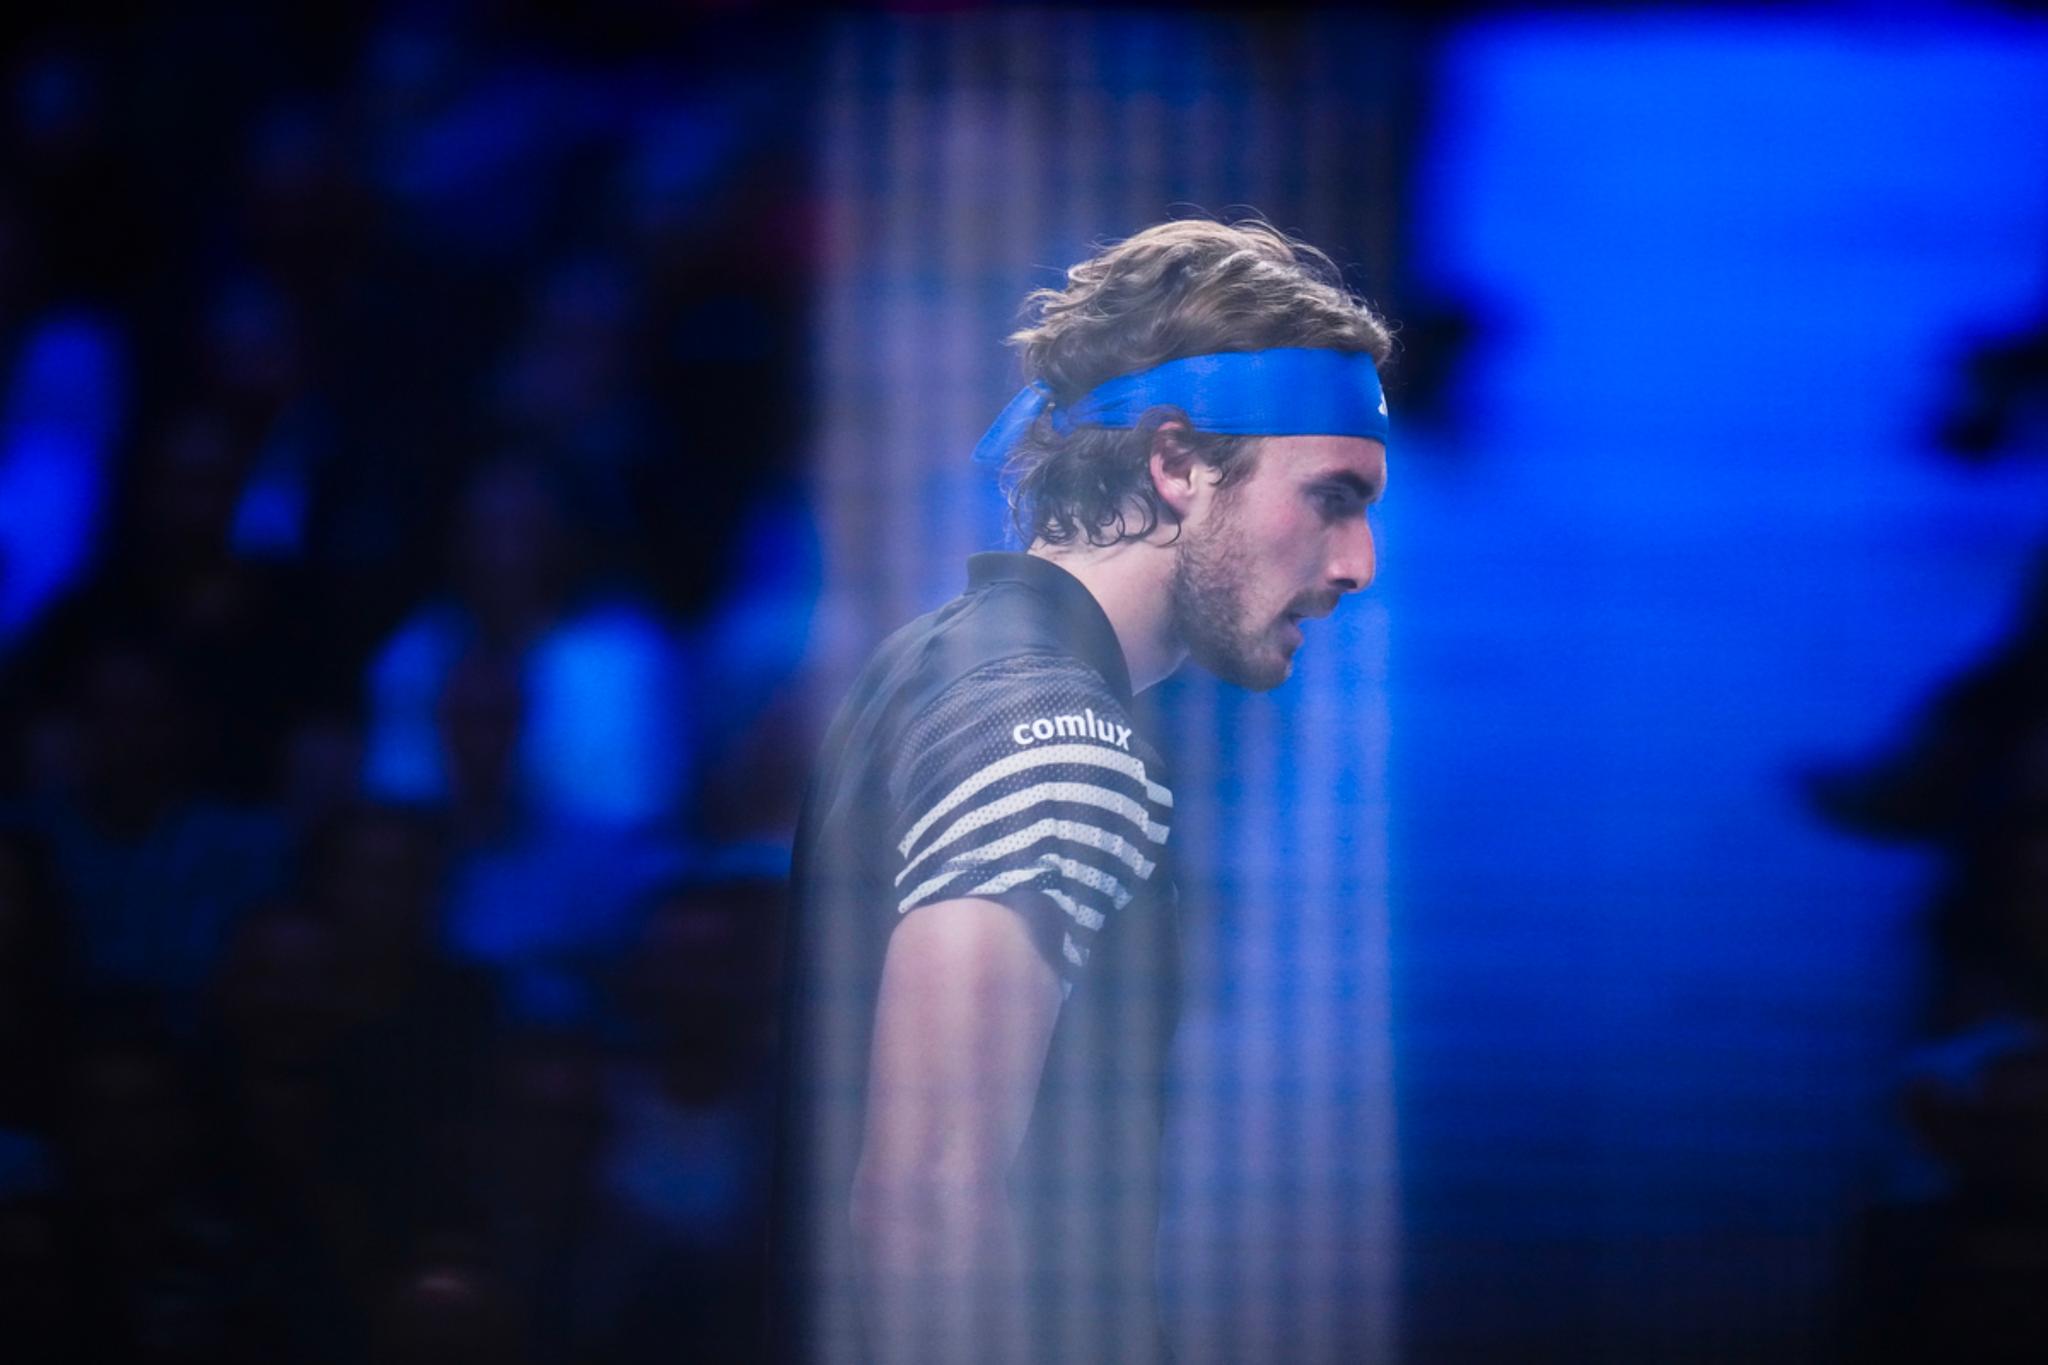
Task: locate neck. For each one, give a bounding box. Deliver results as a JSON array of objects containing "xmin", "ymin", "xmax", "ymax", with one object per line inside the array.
[{"xmin": 1028, "ymin": 537, "xmax": 1184, "ymax": 693}]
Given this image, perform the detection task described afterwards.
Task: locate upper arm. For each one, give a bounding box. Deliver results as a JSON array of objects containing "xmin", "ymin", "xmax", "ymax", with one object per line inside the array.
[
  {"xmin": 855, "ymin": 656, "xmax": 1174, "ymax": 1195},
  {"xmin": 856, "ymin": 894, "xmax": 1063, "ymax": 1195}
]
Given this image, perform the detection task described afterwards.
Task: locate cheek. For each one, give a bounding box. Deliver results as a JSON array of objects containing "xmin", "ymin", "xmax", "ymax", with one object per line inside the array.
[
  {"xmin": 1243, "ymin": 533, "xmax": 1316, "ymax": 611},
  {"xmin": 1266, "ymin": 513, "xmax": 1327, "ymax": 577}
]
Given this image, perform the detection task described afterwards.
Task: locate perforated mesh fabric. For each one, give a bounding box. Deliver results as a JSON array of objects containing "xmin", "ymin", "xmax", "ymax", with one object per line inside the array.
[{"xmin": 886, "ymin": 655, "xmax": 1174, "ymax": 987}]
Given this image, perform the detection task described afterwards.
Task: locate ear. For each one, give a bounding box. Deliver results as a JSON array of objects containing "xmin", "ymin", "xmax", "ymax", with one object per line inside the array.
[{"xmin": 1147, "ymin": 419, "xmax": 1208, "ymax": 522}]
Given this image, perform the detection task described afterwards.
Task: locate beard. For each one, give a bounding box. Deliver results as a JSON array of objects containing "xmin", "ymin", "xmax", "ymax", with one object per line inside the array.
[{"xmin": 1169, "ymin": 501, "xmax": 1291, "ymax": 692}]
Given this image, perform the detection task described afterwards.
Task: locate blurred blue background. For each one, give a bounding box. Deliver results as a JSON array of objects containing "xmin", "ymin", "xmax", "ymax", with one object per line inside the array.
[
  {"xmin": 1393, "ymin": 11, "xmax": 2048, "ymax": 1360},
  {"xmin": 2, "ymin": 3, "xmax": 2046, "ymax": 1362}
]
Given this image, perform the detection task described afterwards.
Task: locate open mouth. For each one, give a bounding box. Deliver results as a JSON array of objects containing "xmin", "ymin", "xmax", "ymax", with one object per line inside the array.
[{"xmin": 1286, "ymin": 600, "xmax": 1335, "ymax": 627}]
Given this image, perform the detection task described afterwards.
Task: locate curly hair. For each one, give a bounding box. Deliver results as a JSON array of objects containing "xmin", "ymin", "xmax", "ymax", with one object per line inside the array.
[{"xmin": 1000, "ymin": 218, "xmax": 1394, "ymax": 548}]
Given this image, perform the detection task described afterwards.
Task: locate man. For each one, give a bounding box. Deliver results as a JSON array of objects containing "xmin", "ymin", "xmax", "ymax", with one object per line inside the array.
[{"xmin": 775, "ymin": 219, "xmax": 1393, "ymax": 1365}]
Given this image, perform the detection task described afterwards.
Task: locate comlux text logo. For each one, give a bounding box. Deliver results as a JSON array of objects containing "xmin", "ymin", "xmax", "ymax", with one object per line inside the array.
[{"xmin": 1011, "ymin": 708, "xmax": 1132, "ymax": 751}]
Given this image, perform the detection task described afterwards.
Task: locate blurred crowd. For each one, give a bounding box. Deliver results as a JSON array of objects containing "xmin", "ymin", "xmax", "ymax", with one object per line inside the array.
[
  {"xmin": 0, "ymin": 7, "xmax": 812, "ymax": 1362},
  {"xmin": 1823, "ymin": 305, "xmax": 2048, "ymax": 1362}
]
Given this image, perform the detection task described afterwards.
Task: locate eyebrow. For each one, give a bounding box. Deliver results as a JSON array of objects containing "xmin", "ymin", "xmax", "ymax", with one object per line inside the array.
[{"xmin": 1312, "ymin": 469, "xmax": 1386, "ymax": 506}]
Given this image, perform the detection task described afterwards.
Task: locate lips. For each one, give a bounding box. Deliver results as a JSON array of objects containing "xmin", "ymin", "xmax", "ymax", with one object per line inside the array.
[
  {"xmin": 1281, "ymin": 601, "xmax": 1332, "ymax": 649},
  {"xmin": 1285, "ymin": 602, "xmax": 1335, "ymax": 627},
  {"xmin": 1290, "ymin": 595, "xmax": 1339, "ymax": 623}
]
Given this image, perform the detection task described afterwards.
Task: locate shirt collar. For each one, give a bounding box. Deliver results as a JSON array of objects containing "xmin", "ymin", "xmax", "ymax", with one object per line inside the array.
[{"xmin": 965, "ymin": 552, "xmax": 1134, "ymax": 703}]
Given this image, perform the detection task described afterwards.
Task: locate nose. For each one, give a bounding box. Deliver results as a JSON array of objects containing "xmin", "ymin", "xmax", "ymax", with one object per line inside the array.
[{"xmin": 1328, "ymin": 517, "xmax": 1375, "ymax": 594}]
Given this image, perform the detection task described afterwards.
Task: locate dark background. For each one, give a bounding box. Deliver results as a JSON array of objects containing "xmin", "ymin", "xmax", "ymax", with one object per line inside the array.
[{"xmin": 2, "ymin": 3, "xmax": 2046, "ymax": 1362}]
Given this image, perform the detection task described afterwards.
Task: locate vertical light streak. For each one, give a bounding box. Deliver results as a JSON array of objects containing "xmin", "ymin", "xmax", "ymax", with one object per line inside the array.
[{"xmin": 808, "ymin": 14, "xmax": 1403, "ymax": 1361}]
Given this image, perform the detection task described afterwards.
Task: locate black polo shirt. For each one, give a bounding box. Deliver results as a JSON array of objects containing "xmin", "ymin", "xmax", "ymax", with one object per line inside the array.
[{"xmin": 775, "ymin": 552, "xmax": 1182, "ymax": 1364}]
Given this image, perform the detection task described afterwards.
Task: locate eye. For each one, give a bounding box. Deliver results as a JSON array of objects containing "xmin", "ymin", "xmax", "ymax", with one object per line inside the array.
[{"xmin": 1313, "ymin": 488, "xmax": 1361, "ymax": 519}]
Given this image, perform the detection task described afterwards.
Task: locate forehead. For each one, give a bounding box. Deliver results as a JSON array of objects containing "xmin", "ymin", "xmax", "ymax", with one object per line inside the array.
[{"xmin": 1251, "ymin": 434, "xmax": 1387, "ymax": 489}]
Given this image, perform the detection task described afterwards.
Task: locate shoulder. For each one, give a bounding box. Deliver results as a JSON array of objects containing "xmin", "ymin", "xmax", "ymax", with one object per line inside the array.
[
  {"xmin": 891, "ymin": 650, "xmax": 1153, "ymax": 798},
  {"xmin": 887, "ymin": 654, "xmax": 1172, "ymax": 982}
]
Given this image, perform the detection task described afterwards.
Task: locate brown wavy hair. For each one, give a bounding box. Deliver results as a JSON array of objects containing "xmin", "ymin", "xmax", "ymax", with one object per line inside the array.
[{"xmin": 1000, "ymin": 217, "xmax": 1394, "ymax": 548}]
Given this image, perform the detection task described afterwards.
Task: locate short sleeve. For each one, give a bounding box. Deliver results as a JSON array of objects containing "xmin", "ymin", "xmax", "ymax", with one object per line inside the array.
[{"xmin": 886, "ymin": 655, "xmax": 1175, "ymax": 987}]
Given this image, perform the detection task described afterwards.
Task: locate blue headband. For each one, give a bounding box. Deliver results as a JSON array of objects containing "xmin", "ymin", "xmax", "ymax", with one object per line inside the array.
[{"xmin": 971, "ymin": 347, "xmax": 1388, "ymax": 467}]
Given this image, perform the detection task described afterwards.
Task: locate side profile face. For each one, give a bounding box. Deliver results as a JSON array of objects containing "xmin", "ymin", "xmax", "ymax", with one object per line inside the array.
[{"xmin": 1171, "ymin": 434, "xmax": 1384, "ymax": 691}]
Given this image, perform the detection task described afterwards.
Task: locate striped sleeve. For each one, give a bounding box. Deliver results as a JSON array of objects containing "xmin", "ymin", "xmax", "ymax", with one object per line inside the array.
[{"xmin": 886, "ymin": 656, "xmax": 1174, "ymax": 986}]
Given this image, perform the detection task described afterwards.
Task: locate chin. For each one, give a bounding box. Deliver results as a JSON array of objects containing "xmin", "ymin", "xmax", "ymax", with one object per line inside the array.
[
  {"xmin": 1182, "ymin": 612, "xmax": 1296, "ymax": 691},
  {"xmin": 1206, "ymin": 646, "xmax": 1290, "ymax": 692}
]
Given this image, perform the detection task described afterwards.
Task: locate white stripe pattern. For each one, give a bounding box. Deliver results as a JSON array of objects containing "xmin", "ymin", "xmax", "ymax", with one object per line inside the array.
[
  {"xmin": 1062, "ymin": 932, "xmax": 1087, "ymax": 967},
  {"xmin": 899, "ymin": 779, "xmax": 1169, "ymax": 881},
  {"xmin": 906, "ymin": 815, "xmax": 1155, "ymax": 889},
  {"xmin": 952, "ymin": 864, "xmax": 1041, "ymax": 900},
  {"xmin": 898, "ymin": 849, "xmax": 1137, "ymax": 917},
  {"xmin": 1039, "ymin": 854, "xmax": 1135, "ymax": 910},
  {"xmin": 897, "ymin": 743, "xmax": 1173, "ymax": 858},
  {"xmin": 892, "ymin": 802, "xmax": 1163, "ymax": 888},
  {"xmin": 951, "ymin": 840, "xmax": 1126, "ymax": 920},
  {"xmin": 1040, "ymin": 884, "xmax": 1106, "ymax": 931}
]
